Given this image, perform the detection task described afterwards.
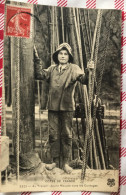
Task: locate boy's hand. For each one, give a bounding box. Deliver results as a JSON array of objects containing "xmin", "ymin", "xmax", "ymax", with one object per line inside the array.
[{"xmin": 87, "ymin": 60, "xmax": 94, "ymax": 69}]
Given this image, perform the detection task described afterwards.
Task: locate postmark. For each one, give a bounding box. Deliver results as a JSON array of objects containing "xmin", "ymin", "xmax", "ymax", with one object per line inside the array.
[{"xmin": 6, "ymin": 5, "xmax": 31, "ymax": 38}]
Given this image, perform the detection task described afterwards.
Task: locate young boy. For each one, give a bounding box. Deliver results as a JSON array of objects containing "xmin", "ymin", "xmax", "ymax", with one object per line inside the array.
[{"xmin": 35, "ymin": 43, "xmax": 94, "ymax": 173}]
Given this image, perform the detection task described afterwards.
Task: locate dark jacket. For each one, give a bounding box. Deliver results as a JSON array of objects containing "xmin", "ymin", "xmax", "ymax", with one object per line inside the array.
[{"xmin": 34, "ymin": 51, "xmax": 88, "ymax": 111}]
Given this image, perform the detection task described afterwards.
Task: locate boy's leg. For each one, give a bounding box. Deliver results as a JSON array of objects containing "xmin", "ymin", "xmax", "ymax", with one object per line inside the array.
[
  {"xmin": 47, "ymin": 111, "xmax": 60, "ymax": 169},
  {"xmin": 60, "ymin": 111, "xmax": 73, "ymax": 173}
]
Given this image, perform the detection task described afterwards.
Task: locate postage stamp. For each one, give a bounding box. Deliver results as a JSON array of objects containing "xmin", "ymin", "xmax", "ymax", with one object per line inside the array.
[
  {"xmin": 6, "ymin": 5, "xmax": 31, "ymax": 38},
  {"xmin": 1, "ymin": 0, "xmax": 122, "ymax": 193}
]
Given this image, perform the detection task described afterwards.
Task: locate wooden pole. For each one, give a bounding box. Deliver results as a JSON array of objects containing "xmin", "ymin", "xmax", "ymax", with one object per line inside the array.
[
  {"xmin": 11, "ymin": 36, "xmax": 20, "ymax": 180},
  {"xmin": 52, "ymin": 7, "xmax": 55, "ymax": 53},
  {"xmin": 61, "ymin": 7, "xmax": 65, "ymax": 42},
  {"xmin": 19, "ymin": 39, "xmax": 35, "ymax": 153},
  {"xmin": 11, "ymin": 4, "xmax": 35, "ymax": 155},
  {"xmin": 73, "ymin": 8, "xmax": 84, "ymax": 69},
  {"xmin": 55, "ymin": 7, "xmax": 59, "ymax": 46},
  {"xmin": 96, "ymin": 119, "xmax": 106, "ymax": 169}
]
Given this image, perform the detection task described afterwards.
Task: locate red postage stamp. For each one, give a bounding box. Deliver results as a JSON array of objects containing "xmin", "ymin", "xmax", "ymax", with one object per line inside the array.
[{"xmin": 6, "ymin": 5, "xmax": 31, "ymax": 38}]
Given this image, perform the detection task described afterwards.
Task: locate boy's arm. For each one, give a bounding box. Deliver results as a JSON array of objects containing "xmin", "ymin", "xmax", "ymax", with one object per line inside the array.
[
  {"xmin": 76, "ymin": 61, "xmax": 94, "ymax": 84},
  {"xmin": 77, "ymin": 69, "xmax": 88, "ymax": 84},
  {"xmin": 34, "ymin": 46, "xmax": 51, "ymax": 80}
]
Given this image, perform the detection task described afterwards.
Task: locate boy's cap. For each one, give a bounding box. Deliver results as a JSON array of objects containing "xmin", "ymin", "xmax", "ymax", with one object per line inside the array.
[{"xmin": 53, "ymin": 43, "xmax": 73, "ymax": 64}]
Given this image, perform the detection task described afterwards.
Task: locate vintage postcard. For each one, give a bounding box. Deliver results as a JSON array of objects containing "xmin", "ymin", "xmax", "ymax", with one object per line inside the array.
[{"xmin": 0, "ymin": 0, "xmax": 121, "ymax": 193}]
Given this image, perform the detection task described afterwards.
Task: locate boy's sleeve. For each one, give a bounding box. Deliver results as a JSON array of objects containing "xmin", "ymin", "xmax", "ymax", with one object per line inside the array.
[
  {"xmin": 34, "ymin": 46, "xmax": 51, "ymax": 80},
  {"xmin": 73, "ymin": 65, "xmax": 88, "ymax": 85}
]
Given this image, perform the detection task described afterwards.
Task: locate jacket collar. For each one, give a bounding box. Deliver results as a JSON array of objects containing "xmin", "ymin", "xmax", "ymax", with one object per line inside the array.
[{"xmin": 56, "ymin": 63, "xmax": 70, "ymax": 71}]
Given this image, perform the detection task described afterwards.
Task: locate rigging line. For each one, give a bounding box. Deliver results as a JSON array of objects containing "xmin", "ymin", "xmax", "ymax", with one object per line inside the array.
[
  {"xmin": 90, "ymin": 10, "xmax": 103, "ymax": 105},
  {"xmin": 88, "ymin": 9, "xmax": 103, "ymax": 165},
  {"xmin": 11, "ymin": 37, "xmax": 15, "ymax": 155},
  {"xmin": 91, "ymin": 10, "xmax": 102, "ymax": 61},
  {"xmin": 81, "ymin": 9, "xmax": 103, "ymax": 179},
  {"xmin": 61, "ymin": 7, "xmax": 65, "ymax": 43},
  {"xmin": 79, "ymin": 10, "xmax": 90, "ymax": 61},
  {"xmin": 88, "ymin": 10, "xmax": 103, "ymax": 169},
  {"xmin": 87, "ymin": 10, "xmax": 113, "ymax": 171},
  {"xmin": 83, "ymin": 10, "xmax": 92, "ymax": 56},
  {"xmin": 37, "ymin": 80, "xmax": 43, "ymax": 160},
  {"xmin": 87, "ymin": 10, "xmax": 93, "ymax": 51},
  {"xmin": 86, "ymin": 10, "xmax": 92, "ymax": 53},
  {"xmin": 96, "ymin": 11, "xmax": 113, "ymax": 101},
  {"xmin": 88, "ymin": 10, "xmax": 101, "ymax": 167},
  {"xmin": 87, "ymin": 9, "xmax": 102, "ymax": 132},
  {"xmin": 2, "ymin": 58, "xmax": 6, "ymax": 136},
  {"xmin": 16, "ymin": 37, "xmax": 20, "ymax": 182}
]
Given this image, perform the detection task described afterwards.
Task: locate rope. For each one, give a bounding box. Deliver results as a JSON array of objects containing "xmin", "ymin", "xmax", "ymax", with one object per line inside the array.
[
  {"xmin": 79, "ymin": 11, "xmax": 88, "ymax": 63},
  {"xmin": 87, "ymin": 10, "xmax": 113, "ymax": 171},
  {"xmin": 88, "ymin": 10, "xmax": 103, "ymax": 165},
  {"xmin": 91, "ymin": 10, "xmax": 102, "ymax": 61},
  {"xmin": 1, "ymin": 60, "xmax": 6, "ymax": 136},
  {"xmin": 16, "ymin": 37, "xmax": 20, "ymax": 181},
  {"xmin": 81, "ymin": 10, "xmax": 102, "ymax": 179},
  {"xmin": 87, "ymin": 10, "xmax": 93, "ymax": 50},
  {"xmin": 84, "ymin": 10, "xmax": 92, "ymax": 57},
  {"xmin": 92, "ymin": 11, "xmax": 113, "ymax": 122},
  {"xmin": 37, "ymin": 80, "xmax": 43, "ymax": 160}
]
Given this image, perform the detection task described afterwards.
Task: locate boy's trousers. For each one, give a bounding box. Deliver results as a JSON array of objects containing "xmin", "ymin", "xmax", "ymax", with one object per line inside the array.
[{"xmin": 48, "ymin": 111, "xmax": 73, "ymax": 163}]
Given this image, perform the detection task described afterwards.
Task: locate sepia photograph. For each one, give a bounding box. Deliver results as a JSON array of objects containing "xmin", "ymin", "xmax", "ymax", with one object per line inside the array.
[{"xmin": 1, "ymin": 0, "xmax": 121, "ymax": 192}]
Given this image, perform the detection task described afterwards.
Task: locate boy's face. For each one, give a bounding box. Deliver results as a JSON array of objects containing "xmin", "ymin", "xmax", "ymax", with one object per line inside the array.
[{"xmin": 58, "ymin": 49, "xmax": 69, "ymax": 65}]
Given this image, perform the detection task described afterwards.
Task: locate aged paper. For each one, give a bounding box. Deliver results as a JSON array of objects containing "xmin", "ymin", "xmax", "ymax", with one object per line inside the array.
[{"xmin": 0, "ymin": 0, "xmax": 121, "ymax": 192}]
